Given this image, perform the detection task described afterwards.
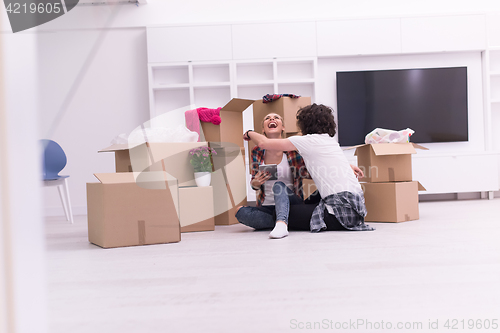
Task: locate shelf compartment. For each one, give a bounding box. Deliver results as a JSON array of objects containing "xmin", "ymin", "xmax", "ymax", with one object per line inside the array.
[
  {"xmin": 236, "ymin": 80, "xmax": 275, "ymax": 87},
  {"xmin": 152, "ymin": 65, "xmax": 189, "ymax": 86},
  {"xmin": 193, "ymin": 86, "xmax": 231, "ymax": 108},
  {"xmin": 492, "ymin": 103, "xmax": 500, "ymax": 151},
  {"xmin": 242, "ymin": 106, "xmax": 255, "ymax": 140},
  {"xmin": 236, "ymin": 62, "xmax": 274, "ymax": 82},
  {"xmin": 193, "ymin": 64, "xmax": 230, "ymax": 85},
  {"xmin": 277, "ymin": 82, "xmax": 315, "ymax": 100},
  {"xmin": 277, "ymin": 61, "xmax": 314, "ymax": 81},
  {"xmin": 489, "ymin": 50, "xmax": 500, "ymax": 73},
  {"xmin": 491, "ymin": 76, "xmax": 500, "ymax": 101},
  {"xmin": 153, "ymin": 83, "xmax": 190, "ymax": 90},
  {"xmin": 192, "ymin": 82, "xmax": 231, "ymax": 88},
  {"xmin": 276, "ymin": 78, "xmax": 315, "ymax": 84},
  {"xmin": 236, "ymin": 84, "xmax": 274, "ymax": 100},
  {"xmin": 154, "ymin": 88, "xmax": 191, "ymax": 115}
]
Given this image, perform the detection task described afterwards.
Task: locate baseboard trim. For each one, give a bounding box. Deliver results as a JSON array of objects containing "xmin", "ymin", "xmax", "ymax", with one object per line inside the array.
[
  {"xmin": 419, "ymin": 191, "xmax": 500, "ymax": 202},
  {"xmin": 44, "ymin": 191, "xmax": 498, "ymax": 217}
]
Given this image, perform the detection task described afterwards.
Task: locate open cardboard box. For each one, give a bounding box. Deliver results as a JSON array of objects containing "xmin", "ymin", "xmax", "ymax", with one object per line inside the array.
[
  {"xmin": 87, "ymin": 172, "xmax": 180, "ymax": 248},
  {"xmin": 99, "ymin": 142, "xmax": 208, "ymax": 187},
  {"xmin": 362, "ymin": 181, "xmax": 426, "ymax": 222},
  {"xmin": 200, "ymin": 98, "xmax": 255, "ymax": 148},
  {"xmin": 252, "ymin": 96, "xmax": 311, "ymax": 134},
  {"xmin": 98, "ymin": 142, "xmax": 145, "ymax": 173},
  {"xmin": 346, "ymin": 143, "xmax": 428, "ymax": 183},
  {"xmin": 210, "ymin": 142, "xmax": 247, "ymax": 225},
  {"xmin": 179, "ymin": 186, "xmax": 215, "ymax": 232}
]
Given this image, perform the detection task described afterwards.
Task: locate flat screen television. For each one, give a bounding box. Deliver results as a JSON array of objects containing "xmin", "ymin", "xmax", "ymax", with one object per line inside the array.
[{"xmin": 336, "ymin": 67, "xmax": 468, "ymax": 146}]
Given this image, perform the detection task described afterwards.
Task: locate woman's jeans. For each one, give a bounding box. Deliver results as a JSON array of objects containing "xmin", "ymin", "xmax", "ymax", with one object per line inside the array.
[{"xmin": 235, "ymin": 181, "xmax": 303, "ymax": 230}]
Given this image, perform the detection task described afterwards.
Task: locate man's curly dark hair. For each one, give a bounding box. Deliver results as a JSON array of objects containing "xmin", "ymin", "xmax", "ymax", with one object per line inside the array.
[{"xmin": 296, "ymin": 103, "xmax": 337, "ymax": 137}]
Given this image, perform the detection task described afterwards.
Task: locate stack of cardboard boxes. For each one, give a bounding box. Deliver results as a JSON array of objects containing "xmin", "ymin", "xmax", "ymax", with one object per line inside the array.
[
  {"xmin": 351, "ymin": 143, "xmax": 428, "ymax": 222},
  {"xmin": 87, "ymin": 98, "xmax": 252, "ymax": 248},
  {"xmin": 200, "ymin": 98, "xmax": 253, "ymax": 225}
]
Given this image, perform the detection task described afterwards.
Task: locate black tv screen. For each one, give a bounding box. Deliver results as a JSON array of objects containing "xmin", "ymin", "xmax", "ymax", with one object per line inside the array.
[{"xmin": 336, "ymin": 67, "xmax": 468, "ymax": 146}]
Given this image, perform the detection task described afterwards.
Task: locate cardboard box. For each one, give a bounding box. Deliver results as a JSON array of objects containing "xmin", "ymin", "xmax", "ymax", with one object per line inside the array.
[
  {"xmin": 147, "ymin": 142, "xmax": 209, "ymax": 187},
  {"xmin": 349, "ymin": 143, "xmax": 428, "ymax": 183},
  {"xmin": 302, "ymin": 179, "xmax": 317, "ymax": 199},
  {"xmin": 98, "ymin": 142, "xmax": 146, "ymax": 173},
  {"xmin": 200, "ymin": 98, "xmax": 255, "ymax": 148},
  {"xmin": 252, "ymin": 96, "xmax": 311, "ymax": 134},
  {"xmin": 210, "ymin": 142, "xmax": 247, "ymax": 225},
  {"xmin": 362, "ymin": 181, "xmax": 426, "ymax": 222},
  {"xmin": 179, "ymin": 186, "xmax": 215, "ymax": 232},
  {"xmin": 99, "ymin": 142, "xmax": 207, "ymax": 187},
  {"xmin": 87, "ymin": 172, "xmax": 180, "ymax": 248}
]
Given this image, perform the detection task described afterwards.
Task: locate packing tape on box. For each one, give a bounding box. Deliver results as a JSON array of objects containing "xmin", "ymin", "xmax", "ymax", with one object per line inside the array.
[
  {"xmin": 388, "ymin": 168, "xmax": 395, "ymax": 182},
  {"xmin": 138, "ymin": 220, "xmax": 146, "ymax": 245}
]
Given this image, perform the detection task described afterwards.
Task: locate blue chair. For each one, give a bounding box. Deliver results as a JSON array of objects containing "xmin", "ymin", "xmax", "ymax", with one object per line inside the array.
[{"xmin": 41, "ymin": 139, "xmax": 74, "ymax": 223}]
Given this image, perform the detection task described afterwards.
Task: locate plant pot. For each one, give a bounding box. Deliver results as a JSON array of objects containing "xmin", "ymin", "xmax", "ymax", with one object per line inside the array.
[{"xmin": 194, "ymin": 172, "xmax": 211, "ymax": 187}]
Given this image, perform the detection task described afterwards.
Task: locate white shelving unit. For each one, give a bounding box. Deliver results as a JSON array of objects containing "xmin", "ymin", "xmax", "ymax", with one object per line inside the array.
[
  {"xmin": 148, "ymin": 61, "xmax": 234, "ymax": 118},
  {"xmin": 148, "ymin": 58, "xmax": 317, "ymax": 120},
  {"xmin": 488, "ymin": 48, "xmax": 500, "ymax": 155},
  {"xmin": 234, "ymin": 58, "xmax": 317, "ymax": 100}
]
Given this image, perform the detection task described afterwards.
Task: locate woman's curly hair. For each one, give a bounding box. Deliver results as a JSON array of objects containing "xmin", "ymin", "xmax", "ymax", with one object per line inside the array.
[{"xmin": 296, "ymin": 103, "xmax": 337, "ymax": 137}]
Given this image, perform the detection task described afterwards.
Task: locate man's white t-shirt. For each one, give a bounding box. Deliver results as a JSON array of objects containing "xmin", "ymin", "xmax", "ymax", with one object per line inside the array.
[{"xmin": 288, "ymin": 133, "xmax": 362, "ymax": 197}]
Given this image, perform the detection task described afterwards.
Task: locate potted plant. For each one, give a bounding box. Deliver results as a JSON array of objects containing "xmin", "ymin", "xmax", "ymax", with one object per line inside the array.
[{"xmin": 189, "ymin": 146, "xmax": 217, "ymax": 187}]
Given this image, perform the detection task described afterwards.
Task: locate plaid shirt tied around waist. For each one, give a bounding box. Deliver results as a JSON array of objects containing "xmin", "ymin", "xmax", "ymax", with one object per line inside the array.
[{"xmin": 310, "ymin": 191, "xmax": 374, "ymax": 232}]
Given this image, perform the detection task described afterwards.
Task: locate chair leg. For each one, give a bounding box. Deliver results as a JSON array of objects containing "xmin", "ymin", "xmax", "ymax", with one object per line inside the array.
[
  {"xmin": 63, "ymin": 178, "xmax": 74, "ymax": 224},
  {"xmin": 57, "ymin": 184, "xmax": 70, "ymax": 222}
]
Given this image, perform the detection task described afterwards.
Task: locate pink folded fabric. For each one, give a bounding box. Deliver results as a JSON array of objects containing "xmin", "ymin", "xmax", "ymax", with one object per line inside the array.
[
  {"xmin": 185, "ymin": 108, "xmax": 201, "ymax": 142},
  {"xmin": 197, "ymin": 107, "xmax": 222, "ymax": 125}
]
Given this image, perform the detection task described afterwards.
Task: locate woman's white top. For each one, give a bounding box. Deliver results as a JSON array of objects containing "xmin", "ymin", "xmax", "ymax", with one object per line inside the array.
[
  {"xmin": 288, "ymin": 134, "xmax": 362, "ymax": 197},
  {"xmin": 262, "ymin": 153, "xmax": 294, "ymax": 206}
]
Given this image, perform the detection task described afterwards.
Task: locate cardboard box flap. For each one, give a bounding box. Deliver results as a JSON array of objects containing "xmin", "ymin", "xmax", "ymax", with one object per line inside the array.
[
  {"xmin": 369, "ymin": 143, "xmax": 417, "ymax": 156},
  {"xmin": 94, "ymin": 172, "xmax": 139, "ymax": 184},
  {"xmin": 220, "ymin": 98, "xmax": 255, "ymax": 113},
  {"xmin": 348, "ymin": 142, "xmax": 428, "ymax": 154},
  {"xmin": 412, "ymin": 143, "xmax": 429, "ymax": 150},
  {"xmin": 343, "ymin": 144, "xmax": 363, "ymax": 151},
  {"xmin": 93, "ymin": 172, "xmax": 172, "ymax": 184},
  {"xmin": 147, "ymin": 142, "xmax": 207, "ymax": 163},
  {"xmin": 417, "ymin": 181, "xmax": 426, "ymax": 191},
  {"xmin": 98, "ymin": 142, "xmax": 144, "ymax": 153}
]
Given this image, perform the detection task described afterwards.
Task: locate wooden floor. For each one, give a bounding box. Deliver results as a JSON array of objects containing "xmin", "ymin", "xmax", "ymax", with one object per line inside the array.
[{"xmin": 45, "ymin": 198, "xmax": 500, "ymax": 333}]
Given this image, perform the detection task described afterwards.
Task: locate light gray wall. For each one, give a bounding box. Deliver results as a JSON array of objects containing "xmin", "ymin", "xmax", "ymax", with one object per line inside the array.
[{"xmin": 38, "ymin": 28, "xmax": 150, "ymax": 215}]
